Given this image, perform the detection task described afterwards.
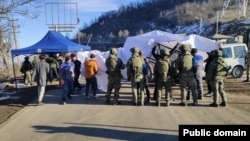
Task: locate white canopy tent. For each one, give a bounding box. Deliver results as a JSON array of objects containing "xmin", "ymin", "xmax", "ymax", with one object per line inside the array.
[
  {"xmin": 121, "ymin": 30, "xmax": 219, "ymax": 63},
  {"xmin": 77, "ymin": 30, "xmax": 219, "ymax": 91}
]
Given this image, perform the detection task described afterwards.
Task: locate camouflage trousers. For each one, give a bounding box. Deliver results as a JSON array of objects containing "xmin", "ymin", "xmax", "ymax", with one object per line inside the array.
[
  {"xmin": 156, "ymin": 79, "xmax": 171, "ymax": 105},
  {"xmin": 131, "ymin": 79, "xmax": 145, "ymax": 105},
  {"xmin": 210, "ymin": 78, "xmax": 226, "ymax": 104},
  {"xmin": 179, "ymin": 76, "xmax": 198, "ymax": 104},
  {"xmin": 24, "ymin": 70, "xmax": 32, "ymax": 85},
  {"xmin": 187, "ymin": 71, "xmax": 203, "ymax": 99},
  {"xmin": 106, "ymin": 77, "xmax": 121, "ymax": 103}
]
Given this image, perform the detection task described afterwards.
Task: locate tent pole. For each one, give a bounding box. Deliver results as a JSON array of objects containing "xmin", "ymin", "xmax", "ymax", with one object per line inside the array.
[{"xmin": 12, "ymin": 55, "xmax": 18, "ymax": 93}]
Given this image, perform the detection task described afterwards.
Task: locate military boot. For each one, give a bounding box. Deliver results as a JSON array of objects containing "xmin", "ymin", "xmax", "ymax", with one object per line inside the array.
[
  {"xmin": 113, "ymin": 93, "xmax": 119, "ymax": 105},
  {"xmin": 186, "ymin": 91, "xmax": 191, "ymax": 100},
  {"xmin": 243, "ymin": 79, "xmax": 250, "ymax": 82},
  {"xmin": 209, "ymin": 103, "xmax": 218, "ymax": 107},
  {"xmin": 140, "ymin": 102, "xmax": 144, "ymax": 106},
  {"xmin": 166, "ymin": 101, "xmax": 170, "ymax": 107},
  {"xmin": 198, "ymin": 90, "xmax": 203, "ymax": 100},
  {"xmin": 179, "ymin": 102, "xmax": 187, "ymax": 106},
  {"xmin": 219, "ymin": 102, "xmax": 227, "ymax": 107},
  {"xmin": 105, "ymin": 95, "xmax": 110, "ymax": 105},
  {"xmin": 198, "ymin": 95, "xmax": 202, "ymax": 100},
  {"xmin": 157, "ymin": 102, "xmax": 161, "ymax": 107},
  {"xmin": 134, "ymin": 102, "xmax": 138, "ymax": 106}
]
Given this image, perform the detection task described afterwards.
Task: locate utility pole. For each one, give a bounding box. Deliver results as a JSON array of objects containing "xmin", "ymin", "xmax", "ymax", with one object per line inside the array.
[
  {"xmin": 242, "ymin": 0, "xmax": 248, "ymax": 18},
  {"xmin": 216, "ymin": 10, "xmax": 219, "ymax": 34},
  {"xmin": 10, "ymin": 18, "xmax": 20, "ymax": 65},
  {"xmin": 195, "ymin": 17, "xmax": 202, "ymax": 34}
]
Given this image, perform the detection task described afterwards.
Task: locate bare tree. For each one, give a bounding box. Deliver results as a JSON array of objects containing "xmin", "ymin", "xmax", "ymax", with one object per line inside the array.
[
  {"xmin": 175, "ymin": 0, "xmax": 223, "ymax": 25},
  {"xmin": 0, "ymin": 0, "xmax": 42, "ymax": 17},
  {"xmin": 0, "ymin": 0, "xmax": 42, "ymax": 71},
  {"xmin": 0, "ymin": 29, "xmax": 11, "ymax": 71}
]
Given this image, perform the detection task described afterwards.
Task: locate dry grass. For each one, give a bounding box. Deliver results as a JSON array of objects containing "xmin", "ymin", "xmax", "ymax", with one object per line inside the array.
[{"xmin": 0, "ymin": 64, "xmax": 22, "ymax": 83}]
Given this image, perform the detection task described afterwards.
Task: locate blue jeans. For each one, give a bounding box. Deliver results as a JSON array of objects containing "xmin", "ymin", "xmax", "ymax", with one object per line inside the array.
[
  {"xmin": 85, "ymin": 77, "xmax": 97, "ymax": 96},
  {"xmin": 62, "ymin": 79, "xmax": 73, "ymax": 101}
]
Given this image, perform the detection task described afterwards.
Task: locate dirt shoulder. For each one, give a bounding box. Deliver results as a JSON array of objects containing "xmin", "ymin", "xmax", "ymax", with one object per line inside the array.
[{"xmin": 0, "ymin": 84, "xmax": 57, "ymax": 124}]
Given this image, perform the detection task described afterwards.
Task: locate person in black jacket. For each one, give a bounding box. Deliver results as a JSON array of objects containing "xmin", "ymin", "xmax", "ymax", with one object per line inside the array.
[
  {"xmin": 21, "ymin": 56, "xmax": 33, "ymax": 85},
  {"xmin": 152, "ymin": 43, "xmax": 161, "ymax": 60},
  {"xmin": 204, "ymin": 50, "xmax": 216, "ymax": 96},
  {"xmin": 71, "ymin": 54, "xmax": 82, "ymax": 91},
  {"xmin": 151, "ymin": 43, "xmax": 162, "ymax": 100}
]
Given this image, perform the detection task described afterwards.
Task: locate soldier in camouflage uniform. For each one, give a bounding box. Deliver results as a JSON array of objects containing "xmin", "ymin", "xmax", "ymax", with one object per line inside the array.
[
  {"xmin": 154, "ymin": 49, "xmax": 172, "ymax": 107},
  {"xmin": 105, "ymin": 48, "xmax": 125, "ymax": 105},
  {"xmin": 175, "ymin": 44, "xmax": 198, "ymax": 106},
  {"xmin": 207, "ymin": 50, "xmax": 230, "ymax": 107},
  {"xmin": 47, "ymin": 54, "xmax": 59, "ymax": 83},
  {"xmin": 126, "ymin": 47, "xmax": 145, "ymax": 106},
  {"xmin": 32, "ymin": 55, "xmax": 40, "ymax": 68}
]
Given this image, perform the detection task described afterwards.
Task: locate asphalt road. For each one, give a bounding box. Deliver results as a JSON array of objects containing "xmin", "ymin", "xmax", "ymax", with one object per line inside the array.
[{"xmin": 0, "ymin": 81, "xmax": 250, "ymax": 141}]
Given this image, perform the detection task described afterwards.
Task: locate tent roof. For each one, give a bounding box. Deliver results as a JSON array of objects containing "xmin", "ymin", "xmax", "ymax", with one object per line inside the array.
[
  {"xmin": 11, "ymin": 30, "xmax": 91, "ymax": 56},
  {"xmin": 121, "ymin": 30, "xmax": 218, "ymax": 63}
]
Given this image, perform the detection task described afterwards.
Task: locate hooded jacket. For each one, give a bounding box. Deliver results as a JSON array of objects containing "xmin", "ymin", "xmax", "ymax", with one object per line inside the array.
[{"xmin": 84, "ymin": 58, "xmax": 98, "ymax": 78}]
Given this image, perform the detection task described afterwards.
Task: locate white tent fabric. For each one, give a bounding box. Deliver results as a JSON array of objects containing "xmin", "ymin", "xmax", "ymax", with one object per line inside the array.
[
  {"xmin": 77, "ymin": 30, "xmax": 218, "ymax": 92},
  {"xmin": 122, "ymin": 30, "xmax": 218, "ymax": 63}
]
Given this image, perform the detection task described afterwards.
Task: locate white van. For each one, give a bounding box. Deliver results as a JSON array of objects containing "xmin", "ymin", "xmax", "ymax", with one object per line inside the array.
[{"xmin": 220, "ymin": 43, "xmax": 248, "ymax": 78}]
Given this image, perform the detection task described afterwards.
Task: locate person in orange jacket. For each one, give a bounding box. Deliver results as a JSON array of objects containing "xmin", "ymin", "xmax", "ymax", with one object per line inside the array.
[{"xmin": 84, "ymin": 54, "xmax": 98, "ymax": 98}]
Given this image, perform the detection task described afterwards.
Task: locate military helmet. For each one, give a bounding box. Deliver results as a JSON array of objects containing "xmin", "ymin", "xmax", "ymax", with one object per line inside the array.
[
  {"xmin": 130, "ymin": 47, "xmax": 140, "ymax": 53},
  {"xmin": 215, "ymin": 50, "xmax": 223, "ymax": 57},
  {"xmin": 24, "ymin": 56, "xmax": 29, "ymax": 60},
  {"xmin": 110, "ymin": 48, "xmax": 118, "ymax": 55},
  {"xmin": 191, "ymin": 48, "xmax": 197, "ymax": 54},
  {"xmin": 182, "ymin": 44, "xmax": 191, "ymax": 51},
  {"xmin": 160, "ymin": 49, "xmax": 170, "ymax": 56}
]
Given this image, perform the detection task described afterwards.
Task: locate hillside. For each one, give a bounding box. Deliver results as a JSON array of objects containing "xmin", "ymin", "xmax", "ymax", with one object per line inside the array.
[{"xmin": 75, "ymin": 0, "xmax": 250, "ymax": 51}]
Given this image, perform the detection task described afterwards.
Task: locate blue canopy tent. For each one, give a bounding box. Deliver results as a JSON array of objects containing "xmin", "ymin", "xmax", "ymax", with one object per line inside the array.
[
  {"xmin": 11, "ymin": 30, "xmax": 91, "ymax": 56},
  {"xmin": 11, "ymin": 30, "xmax": 91, "ymax": 91}
]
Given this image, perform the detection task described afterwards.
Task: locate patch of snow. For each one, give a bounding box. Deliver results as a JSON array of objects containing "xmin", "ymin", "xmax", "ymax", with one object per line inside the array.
[
  {"xmin": 4, "ymin": 91, "xmax": 16, "ymax": 95},
  {"xmin": 0, "ymin": 95, "xmax": 19, "ymax": 101},
  {"xmin": 12, "ymin": 83, "xmax": 31, "ymax": 89},
  {"xmin": 241, "ymin": 20, "xmax": 250, "ymax": 24}
]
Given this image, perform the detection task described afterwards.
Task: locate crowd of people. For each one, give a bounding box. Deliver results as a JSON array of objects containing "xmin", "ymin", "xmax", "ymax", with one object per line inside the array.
[
  {"xmin": 20, "ymin": 52, "xmax": 84, "ymax": 105},
  {"xmin": 20, "ymin": 43, "xmax": 231, "ymax": 107},
  {"xmin": 105, "ymin": 43, "xmax": 230, "ymax": 107}
]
